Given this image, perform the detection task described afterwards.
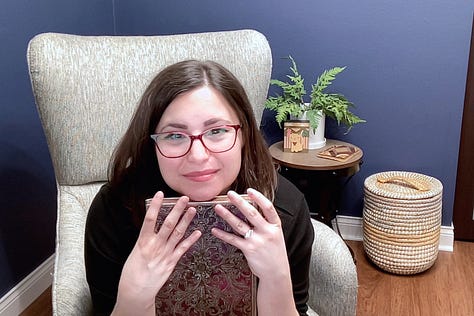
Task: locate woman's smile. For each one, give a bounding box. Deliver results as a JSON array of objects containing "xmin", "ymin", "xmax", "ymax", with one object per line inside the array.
[{"xmin": 183, "ymin": 169, "xmax": 219, "ymax": 182}]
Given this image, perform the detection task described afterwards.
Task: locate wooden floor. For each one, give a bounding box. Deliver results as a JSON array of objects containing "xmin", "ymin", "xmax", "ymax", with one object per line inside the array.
[
  {"xmin": 19, "ymin": 285, "xmax": 52, "ymax": 316},
  {"xmin": 20, "ymin": 240, "xmax": 474, "ymax": 316},
  {"xmin": 347, "ymin": 240, "xmax": 474, "ymax": 316}
]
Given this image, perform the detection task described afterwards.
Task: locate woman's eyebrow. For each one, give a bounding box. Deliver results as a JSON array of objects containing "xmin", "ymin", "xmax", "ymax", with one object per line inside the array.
[
  {"xmin": 203, "ymin": 118, "xmax": 232, "ymax": 126},
  {"xmin": 159, "ymin": 123, "xmax": 188, "ymax": 130},
  {"xmin": 159, "ymin": 118, "xmax": 233, "ymax": 131}
]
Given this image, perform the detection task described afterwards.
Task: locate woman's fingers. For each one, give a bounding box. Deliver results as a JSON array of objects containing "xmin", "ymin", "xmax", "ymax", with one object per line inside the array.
[
  {"xmin": 139, "ymin": 193, "xmax": 201, "ymax": 256},
  {"xmin": 246, "ymin": 188, "xmax": 281, "ymax": 226},
  {"xmin": 163, "ymin": 206, "xmax": 198, "ymax": 251},
  {"xmin": 139, "ymin": 191, "xmax": 164, "ymax": 240},
  {"xmin": 118, "ymin": 192, "xmax": 202, "ymax": 309},
  {"xmin": 213, "ymin": 203, "xmax": 251, "ymax": 238},
  {"xmin": 173, "ymin": 229, "xmax": 202, "ymax": 258},
  {"xmin": 226, "ymin": 189, "xmax": 281, "ymax": 229},
  {"xmin": 155, "ymin": 196, "xmax": 189, "ymax": 240},
  {"xmin": 212, "ymin": 189, "xmax": 284, "ymax": 254},
  {"xmin": 211, "ymin": 225, "xmax": 247, "ymax": 250},
  {"xmin": 226, "ymin": 190, "xmax": 263, "ymax": 228}
]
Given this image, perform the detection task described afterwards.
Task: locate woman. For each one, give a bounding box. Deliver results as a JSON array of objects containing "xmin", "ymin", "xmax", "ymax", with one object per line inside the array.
[{"xmin": 85, "ymin": 60, "xmax": 314, "ymax": 315}]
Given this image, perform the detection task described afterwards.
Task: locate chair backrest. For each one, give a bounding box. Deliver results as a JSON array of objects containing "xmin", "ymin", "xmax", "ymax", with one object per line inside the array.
[
  {"xmin": 27, "ymin": 30, "xmax": 272, "ymax": 315},
  {"xmin": 28, "ymin": 30, "xmax": 272, "ymax": 186}
]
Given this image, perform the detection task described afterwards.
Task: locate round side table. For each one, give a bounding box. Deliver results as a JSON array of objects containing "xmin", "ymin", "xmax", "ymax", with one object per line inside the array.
[{"xmin": 269, "ymin": 139, "xmax": 363, "ymax": 226}]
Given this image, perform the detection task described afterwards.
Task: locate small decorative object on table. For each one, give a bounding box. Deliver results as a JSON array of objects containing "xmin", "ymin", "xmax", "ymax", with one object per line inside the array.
[
  {"xmin": 146, "ymin": 195, "xmax": 257, "ymax": 315},
  {"xmin": 363, "ymin": 171, "xmax": 443, "ymax": 275},
  {"xmin": 284, "ymin": 120, "xmax": 310, "ymax": 152},
  {"xmin": 317, "ymin": 144, "xmax": 360, "ymax": 162}
]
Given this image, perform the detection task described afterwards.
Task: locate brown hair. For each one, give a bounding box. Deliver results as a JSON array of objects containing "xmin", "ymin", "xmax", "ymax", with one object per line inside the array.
[{"xmin": 109, "ymin": 60, "xmax": 276, "ymax": 225}]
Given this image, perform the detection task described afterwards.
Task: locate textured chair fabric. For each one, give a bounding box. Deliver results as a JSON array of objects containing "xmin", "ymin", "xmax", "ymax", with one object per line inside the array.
[
  {"xmin": 27, "ymin": 30, "xmax": 357, "ymax": 315},
  {"xmin": 307, "ymin": 219, "xmax": 358, "ymax": 316}
]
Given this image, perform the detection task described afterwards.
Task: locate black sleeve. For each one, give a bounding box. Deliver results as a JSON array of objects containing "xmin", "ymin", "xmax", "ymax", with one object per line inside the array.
[
  {"xmin": 275, "ymin": 174, "xmax": 315, "ymax": 316},
  {"xmin": 84, "ymin": 184, "xmax": 138, "ymax": 316}
]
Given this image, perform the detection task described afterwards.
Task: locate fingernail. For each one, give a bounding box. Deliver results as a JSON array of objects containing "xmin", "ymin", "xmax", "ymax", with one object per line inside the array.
[
  {"xmin": 228, "ymin": 190, "xmax": 238, "ymax": 197},
  {"xmin": 246, "ymin": 188, "xmax": 256, "ymax": 194}
]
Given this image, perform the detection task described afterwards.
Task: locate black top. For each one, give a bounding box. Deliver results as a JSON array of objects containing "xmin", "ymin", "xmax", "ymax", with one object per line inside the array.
[{"xmin": 85, "ymin": 174, "xmax": 314, "ymax": 315}]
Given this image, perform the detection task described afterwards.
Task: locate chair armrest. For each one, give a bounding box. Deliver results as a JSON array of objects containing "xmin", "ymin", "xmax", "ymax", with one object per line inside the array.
[
  {"xmin": 307, "ymin": 219, "xmax": 358, "ymax": 316},
  {"xmin": 53, "ymin": 184, "xmax": 103, "ymax": 315}
]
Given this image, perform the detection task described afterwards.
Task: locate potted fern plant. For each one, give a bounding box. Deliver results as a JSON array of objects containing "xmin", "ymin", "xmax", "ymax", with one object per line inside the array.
[{"xmin": 265, "ymin": 56, "xmax": 365, "ymax": 149}]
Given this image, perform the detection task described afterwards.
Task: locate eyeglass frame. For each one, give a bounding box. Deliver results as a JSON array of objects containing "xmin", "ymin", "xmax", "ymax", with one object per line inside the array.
[{"xmin": 150, "ymin": 124, "xmax": 241, "ymax": 158}]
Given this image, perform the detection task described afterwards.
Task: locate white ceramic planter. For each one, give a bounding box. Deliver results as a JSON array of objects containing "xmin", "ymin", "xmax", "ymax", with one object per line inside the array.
[
  {"xmin": 291, "ymin": 107, "xmax": 326, "ymax": 149},
  {"xmin": 305, "ymin": 111, "xmax": 326, "ymax": 149}
]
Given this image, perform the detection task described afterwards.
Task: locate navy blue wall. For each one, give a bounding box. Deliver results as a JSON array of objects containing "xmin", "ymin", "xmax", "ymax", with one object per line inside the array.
[
  {"xmin": 0, "ymin": 0, "xmax": 114, "ymax": 298},
  {"xmin": 1, "ymin": 0, "xmax": 472, "ymax": 298}
]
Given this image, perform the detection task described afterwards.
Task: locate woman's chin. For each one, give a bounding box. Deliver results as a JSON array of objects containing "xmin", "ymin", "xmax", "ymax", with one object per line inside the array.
[
  {"xmin": 174, "ymin": 183, "xmax": 231, "ymax": 202},
  {"xmin": 185, "ymin": 189, "xmax": 222, "ymax": 202}
]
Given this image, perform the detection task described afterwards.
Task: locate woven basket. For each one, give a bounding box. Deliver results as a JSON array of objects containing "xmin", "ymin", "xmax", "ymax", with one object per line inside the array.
[{"xmin": 363, "ymin": 171, "xmax": 443, "ymax": 275}]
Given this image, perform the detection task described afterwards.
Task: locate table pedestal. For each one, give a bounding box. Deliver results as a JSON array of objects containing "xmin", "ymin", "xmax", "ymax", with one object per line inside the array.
[{"xmin": 279, "ymin": 167, "xmax": 356, "ymax": 226}]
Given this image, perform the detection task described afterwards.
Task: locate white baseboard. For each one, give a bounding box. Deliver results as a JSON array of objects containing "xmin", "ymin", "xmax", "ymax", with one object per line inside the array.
[
  {"xmin": 0, "ymin": 254, "xmax": 54, "ymax": 316},
  {"xmin": 333, "ymin": 215, "xmax": 454, "ymax": 252}
]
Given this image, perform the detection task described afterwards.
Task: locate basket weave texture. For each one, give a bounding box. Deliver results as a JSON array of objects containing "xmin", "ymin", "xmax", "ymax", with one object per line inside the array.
[{"xmin": 363, "ymin": 171, "xmax": 443, "ymax": 275}]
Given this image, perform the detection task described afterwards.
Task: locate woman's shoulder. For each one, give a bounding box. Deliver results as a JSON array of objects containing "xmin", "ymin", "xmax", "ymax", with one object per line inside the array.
[
  {"xmin": 86, "ymin": 183, "xmax": 139, "ymax": 254},
  {"xmin": 89, "ymin": 183, "xmax": 117, "ymax": 213},
  {"xmin": 87, "ymin": 183, "xmax": 132, "ymax": 230},
  {"xmin": 273, "ymin": 174, "xmax": 308, "ymax": 217}
]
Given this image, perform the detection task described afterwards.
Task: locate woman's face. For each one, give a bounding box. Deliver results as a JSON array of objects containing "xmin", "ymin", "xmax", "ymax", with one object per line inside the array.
[{"xmin": 154, "ymin": 86, "xmax": 243, "ymax": 201}]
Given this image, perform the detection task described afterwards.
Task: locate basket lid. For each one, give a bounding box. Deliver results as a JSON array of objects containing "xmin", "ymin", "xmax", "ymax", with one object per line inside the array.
[{"xmin": 364, "ymin": 171, "xmax": 443, "ymax": 200}]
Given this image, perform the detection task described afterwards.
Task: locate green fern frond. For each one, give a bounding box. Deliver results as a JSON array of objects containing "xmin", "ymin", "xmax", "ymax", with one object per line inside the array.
[
  {"xmin": 306, "ymin": 108, "xmax": 323, "ymax": 132},
  {"xmin": 265, "ymin": 57, "xmax": 365, "ymax": 132},
  {"xmin": 264, "ymin": 97, "xmax": 304, "ymax": 127},
  {"xmin": 313, "ymin": 66, "xmax": 346, "ymax": 94},
  {"xmin": 265, "ymin": 56, "xmax": 306, "ymax": 121}
]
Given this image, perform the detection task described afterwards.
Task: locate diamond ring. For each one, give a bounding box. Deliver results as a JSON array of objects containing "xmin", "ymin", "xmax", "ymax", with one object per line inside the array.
[{"xmin": 244, "ymin": 229, "xmax": 254, "ymax": 239}]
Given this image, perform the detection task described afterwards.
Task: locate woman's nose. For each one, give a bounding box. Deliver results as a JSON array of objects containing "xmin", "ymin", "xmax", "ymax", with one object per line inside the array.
[{"xmin": 186, "ymin": 138, "xmax": 210, "ymax": 161}]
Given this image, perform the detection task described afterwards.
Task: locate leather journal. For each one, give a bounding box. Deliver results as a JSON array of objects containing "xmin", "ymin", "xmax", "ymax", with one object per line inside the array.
[{"xmin": 145, "ymin": 195, "xmax": 257, "ymax": 315}]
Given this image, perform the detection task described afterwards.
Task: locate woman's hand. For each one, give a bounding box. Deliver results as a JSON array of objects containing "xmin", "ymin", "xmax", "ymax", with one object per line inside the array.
[
  {"xmin": 211, "ymin": 188, "xmax": 288, "ymax": 278},
  {"xmin": 211, "ymin": 188, "xmax": 298, "ymax": 316},
  {"xmin": 113, "ymin": 191, "xmax": 201, "ymax": 316}
]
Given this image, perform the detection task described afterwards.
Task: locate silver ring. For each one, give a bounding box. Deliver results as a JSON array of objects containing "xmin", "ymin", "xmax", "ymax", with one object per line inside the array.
[{"xmin": 244, "ymin": 229, "xmax": 254, "ymax": 239}]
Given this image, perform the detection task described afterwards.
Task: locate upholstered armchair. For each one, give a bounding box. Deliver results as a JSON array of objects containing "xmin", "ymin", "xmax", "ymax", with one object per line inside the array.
[{"xmin": 27, "ymin": 30, "xmax": 357, "ymax": 316}]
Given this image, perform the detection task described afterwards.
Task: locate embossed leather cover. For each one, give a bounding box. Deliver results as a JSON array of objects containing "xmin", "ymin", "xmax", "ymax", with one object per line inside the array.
[{"xmin": 145, "ymin": 195, "xmax": 257, "ymax": 315}]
